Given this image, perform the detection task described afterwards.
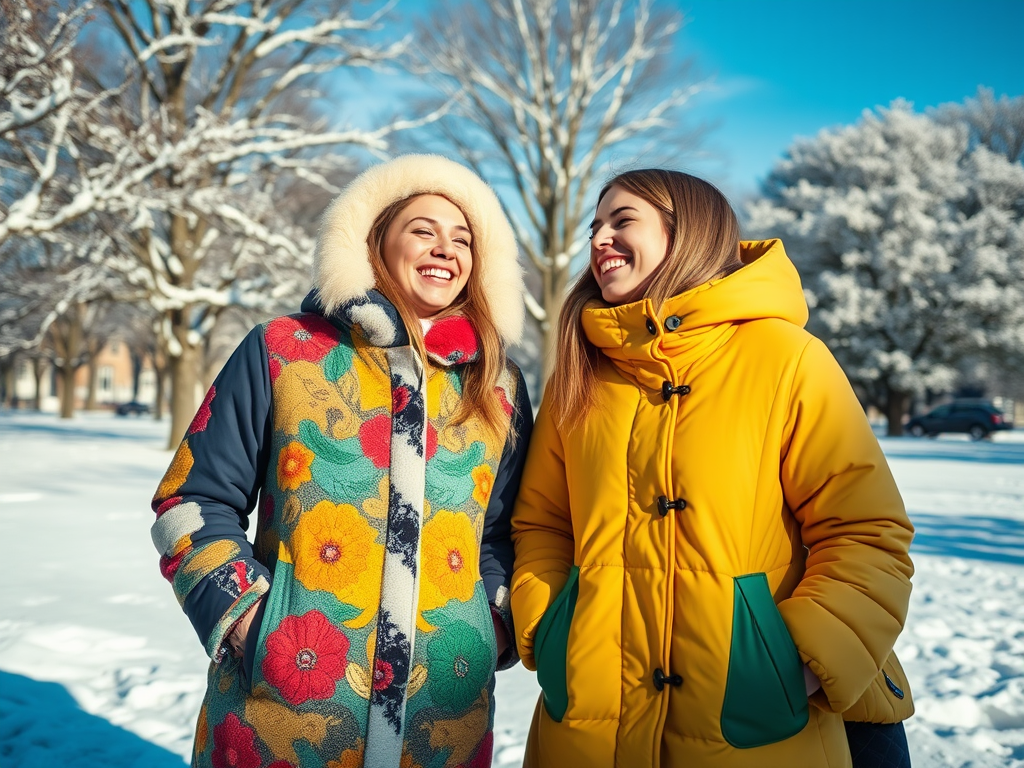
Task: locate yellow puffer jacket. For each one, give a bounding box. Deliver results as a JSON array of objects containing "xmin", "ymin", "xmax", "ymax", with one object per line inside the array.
[{"xmin": 511, "ymin": 240, "xmax": 915, "ymax": 768}]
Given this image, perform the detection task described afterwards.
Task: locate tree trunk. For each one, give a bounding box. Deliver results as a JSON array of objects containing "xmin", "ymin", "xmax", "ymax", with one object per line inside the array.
[
  {"xmin": 1, "ymin": 357, "xmax": 14, "ymax": 408},
  {"xmin": 31, "ymin": 358, "xmax": 45, "ymax": 411},
  {"xmin": 130, "ymin": 349, "xmax": 143, "ymax": 400},
  {"xmin": 167, "ymin": 339, "xmax": 201, "ymax": 449},
  {"xmin": 85, "ymin": 357, "xmax": 98, "ymax": 411},
  {"xmin": 886, "ymin": 388, "xmax": 910, "ymax": 437},
  {"xmin": 154, "ymin": 367, "xmax": 166, "ymax": 421},
  {"xmin": 539, "ymin": 272, "xmax": 569, "ymax": 389},
  {"xmin": 59, "ymin": 363, "xmax": 77, "ymax": 419}
]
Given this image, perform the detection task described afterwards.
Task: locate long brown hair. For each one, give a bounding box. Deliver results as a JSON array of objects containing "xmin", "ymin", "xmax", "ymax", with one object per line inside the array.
[
  {"xmin": 549, "ymin": 169, "xmax": 742, "ymax": 430},
  {"xmin": 367, "ymin": 195, "xmax": 509, "ymax": 438}
]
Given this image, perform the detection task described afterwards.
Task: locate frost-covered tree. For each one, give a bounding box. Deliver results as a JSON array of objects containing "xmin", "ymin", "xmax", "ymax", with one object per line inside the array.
[
  {"xmin": 0, "ymin": 0, "xmax": 111, "ymax": 247},
  {"xmin": 413, "ymin": 0, "xmax": 707, "ymax": 384},
  {"xmin": 935, "ymin": 87, "xmax": 1024, "ymax": 165},
  {"xmin": 78, "ymin": 0, "xmax": 436, "ymax": 446},
  {"xmin": 746, "ymin": 101, "xmax": 1024, "ymax": 436}
]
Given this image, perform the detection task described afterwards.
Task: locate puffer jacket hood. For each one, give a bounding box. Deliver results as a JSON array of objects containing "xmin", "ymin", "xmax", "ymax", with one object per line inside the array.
[
  {"xmin": 581, "ymin": 239, "xmax": 809, "ymax": 396},
  {"xmin": 312, "ymin": 154, "xmax": 525, "ymax": 345}
]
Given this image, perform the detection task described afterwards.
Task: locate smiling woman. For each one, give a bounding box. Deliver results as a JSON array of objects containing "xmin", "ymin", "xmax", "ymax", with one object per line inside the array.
[{"xmin": 150, "ymin": 155, "xmax": 534, "ymax": 768}]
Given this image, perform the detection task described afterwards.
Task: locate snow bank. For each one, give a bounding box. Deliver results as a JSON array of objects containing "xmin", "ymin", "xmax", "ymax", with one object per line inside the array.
[{"xmin": 1, "ymin": 412, "xmax": 1022, "ymax": 767}]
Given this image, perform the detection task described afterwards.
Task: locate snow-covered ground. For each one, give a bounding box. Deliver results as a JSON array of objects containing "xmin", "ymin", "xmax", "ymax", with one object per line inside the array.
[{"xmin": 0, "ymin": 410, "xmax": 1022, "ymax": 767}]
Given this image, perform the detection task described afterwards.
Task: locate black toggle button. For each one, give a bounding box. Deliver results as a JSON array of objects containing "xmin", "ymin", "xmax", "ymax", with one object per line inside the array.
[
  {"xmin": 665, "ymin": 315, "xmax": 681, "ymax": 331},
  {"xmin": 657, "ymin": 495, "xmax": 687, "ymax": 517},
  {"xmin": 661, "ymin": 381, "xmax": 692, "ymax": 401},
  {"xmin": 645, "ymin": 318, "xmax": 657, "ymax": 334},
  {"xmin": 653, "ymin": 668, "xmax": 683, "ymax": 691}
]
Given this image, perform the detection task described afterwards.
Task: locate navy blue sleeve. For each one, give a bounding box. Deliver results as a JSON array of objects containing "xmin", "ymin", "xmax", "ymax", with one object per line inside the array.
[
  {"xmin": 480, "ymin": 362, "xmax": 534, "ymax": 669},
  {"xmin": 150, "ymin": 326, "xmax": 273, "ymax": 660}
]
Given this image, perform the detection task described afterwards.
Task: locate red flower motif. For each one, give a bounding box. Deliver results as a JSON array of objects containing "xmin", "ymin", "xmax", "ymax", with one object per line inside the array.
[
  {"xmin": 265, "ymin": 316, "xmax": 337, "ymax": 364},
  {"xmin": 425, "ymin": 316, "xmax": 479, "ymax": 365},
  {"xmin": 259, "ymin": 494, "xmax": 274, "ymax": 525},
  {"xmin": 261, "ymin": 610, "xmax": 349, "ymax": 705},
  {"xmin": 372, "ymin": 659, "xmax": 394, "ymax": 691},
  {"xmin": 211, "ymin": 713, "xmax": 260, "ymax": 768},
  {"xmin": 189, "ymin": 386, "xmax": 216, "ymax": 435},
  {"xmin": 494, "ymin": 387, "xmax": 513, "ymax": 417},
  {"xmin": 359, "ymin": 414, "xmax": 391, "ymax": 469},
  {"xmin": 269, "ymin": 356, "xmax": 282, "ymax": 384},
  {"xmin": 461, "ymin": 731, "xmax": 493, "ymax": 768},
  {"xmin": 393, "ymin": 385, "xmax": 410, "ymax": 413},
  {"xmin": 426, "ymin": 422, "xmax": 438, "ymax": 461},
  {"xmin": 159, "ymin": 549, "xmax": 187, "ymax": 582}
]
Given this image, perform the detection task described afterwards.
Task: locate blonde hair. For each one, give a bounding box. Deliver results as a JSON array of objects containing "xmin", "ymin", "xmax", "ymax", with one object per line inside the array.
[
  {"xmin": 367, "ymin": 195, "xmax": 509, "ymax": 438},
  {"xmin": 549, "ymin": 169, "xmax": 742, "ymax": 430}
]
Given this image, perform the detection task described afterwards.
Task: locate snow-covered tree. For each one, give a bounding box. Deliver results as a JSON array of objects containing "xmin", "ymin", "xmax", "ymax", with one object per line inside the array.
[
  {"xmin": 61, "ymin": 0, "xmax": 436, "ymax": 446},
  {"xmin": 413, "ymin": 0, "xmax": 707, "ymax": 385},
  {"xmin": 0, "ymin": 0, "xmax": 112, "ymax": 248},
  {"xmin": 746, "ymin": 102, "xmax": 1024, "ymax": 435},
  {"xmin": 935, "ymin": 87, "xmax": 1024, "ymax": 165}
]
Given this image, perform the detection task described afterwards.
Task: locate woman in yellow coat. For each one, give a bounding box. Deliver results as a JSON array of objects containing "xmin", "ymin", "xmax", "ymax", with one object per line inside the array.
[{"xmin": 511, "ymin": 169, "xmax": 915, "ymax": 768}]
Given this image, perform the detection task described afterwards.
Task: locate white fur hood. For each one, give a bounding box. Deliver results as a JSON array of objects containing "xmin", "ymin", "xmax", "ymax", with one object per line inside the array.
[{"xmin": 312, "ymin": 154, "xmax": 525, "ymax": 345}]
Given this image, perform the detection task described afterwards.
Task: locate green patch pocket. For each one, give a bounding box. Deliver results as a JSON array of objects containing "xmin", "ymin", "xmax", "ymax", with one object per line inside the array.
[
  {"xmin": 721, "ymin": 572, "xmax": 809, "ymax": 748},
  {"xmin": 534, "ymin": 565, "xmax": 580, "ymax": 723}
]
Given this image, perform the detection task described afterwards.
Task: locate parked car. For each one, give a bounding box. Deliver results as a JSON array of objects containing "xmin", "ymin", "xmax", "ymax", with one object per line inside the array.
[
  {"xmin": 115, "ymin": 401, "xmax": 152, "ymax": 417},
  {"xmin": 906, "ymin": 400, "xmax": 1013, "ymax": 440}
]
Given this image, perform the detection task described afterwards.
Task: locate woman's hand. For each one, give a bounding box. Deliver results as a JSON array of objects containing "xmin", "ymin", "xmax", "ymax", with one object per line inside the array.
[
  {"xmin": 803, "ymin": 663, "xmax": 822, "ymax": 696},
  {"xmin": 492, "ymin": 611, "xmax": 510, "ymax": 659},
  {"xmin": 228, "ymin": 601, "xmax": 261, "ymax": 658}
]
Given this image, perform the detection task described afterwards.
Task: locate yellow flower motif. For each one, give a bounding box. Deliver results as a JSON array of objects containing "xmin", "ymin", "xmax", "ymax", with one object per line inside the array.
[
  {"xmin": 419, "ymin": 510, "xmax": 478, "ymax": 625},
  {"xmin": 194, "ymin": 704, "xmax": 208, "ymax": 753},
  {"xmin": 277, "ymin": 441, "xmax": 314, "ymax": 490},
  {"xmin": 471, "ymin": 464, "xmax": 495, "ymax": 508},
  {"xmin": 292, "ymin": 501, "xmax": 383, "ymax": 627},
  {"xmin": 328, "ymin": 738, "xmax": 364, "ymax": 768},
  {"xmin": 156, "ymin": 439, "xmax": 194, "ymax": 499}
]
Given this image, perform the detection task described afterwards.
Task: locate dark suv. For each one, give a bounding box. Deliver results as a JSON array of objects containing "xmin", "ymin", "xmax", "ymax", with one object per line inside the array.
[{"xmin": 906, "ymin": 400, "xmax": 1013, "ymax": 440}]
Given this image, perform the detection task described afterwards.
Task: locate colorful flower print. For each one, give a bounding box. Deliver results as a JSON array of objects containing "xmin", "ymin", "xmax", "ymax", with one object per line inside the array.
[
  {"xmin": 261, "ymin": 610, "xmax": 350, "ymax": 706},
  {"xmin": 277, "ymin": 441, "xmax": 314, "ymax": 490},
  {"xmin": 425, "ymin": 442, "xmax": 486, "ymax": 509},
  {"xmin": 424, "ymin": 316, "xmax": 480, "ymax": 365},
  {"xmin": 400, "ymin": 746, "xmax": 424, "ymax": 768},
  {"xmin": 420, "ymin": 510, "xmax": 478, "ymax": 615},
  {"xmin": 463, "ymin": 731, "xmax": 494, "ymax": 768},
  {"xmin": 269, "ymin": 356, "xmax": 282, "ymax": 384},
  {"xmin": 194, "ymin": 704, "xmax": 209, "ymax": 753},
  {"xmin": 426, "ymin": 619, "xmax": 491, "ymax": 713},
  {"xmin": 265, "ymin": 315, "xmax": 337, "ymax": 363},
  {"xmin": 358, "ymin": 413, "xmax": 391, "ymax": 469},
  {"xmin": 211, "ymin": 712, "xmax": 260, "ymax": 768},
  {"xmin": 291, "ymin": 500, "xmax": 383, "ymax": 624},
  {"xmin": 327, "ymin": 739, "xmax": 364, "ymax": 768},
  {"xmin": 494, "ymin": 385, "xmax": 513, "ymax": 417},
  {"xmin": 471, "ymin": 464, "xmax": 494, "ymax": 508},
  {"xmin": 156, "ymin": 439, "xmax": 193, "ymax": 500},
  {"xmin": 373, "ymin": 658, "xmax": 395, "ymax": 691},
  {"xmin": 189, "ymin": 386, "xmax": 216, "ymax": 435}
]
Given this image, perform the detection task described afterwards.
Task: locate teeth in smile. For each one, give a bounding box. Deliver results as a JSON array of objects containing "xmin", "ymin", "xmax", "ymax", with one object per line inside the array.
[
  {"xmin": 600, "ymin": 258, "xmax": 628, "ymax": 275},
  {"xmin": 419, "ymin": 267, "xmax": 453, "ymax": 280}
]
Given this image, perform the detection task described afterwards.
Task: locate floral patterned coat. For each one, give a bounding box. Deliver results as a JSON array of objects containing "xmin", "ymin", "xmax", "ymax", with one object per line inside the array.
[{"xmin": 150, "ymin": 155, "xmax": 532, "ymax": 768}]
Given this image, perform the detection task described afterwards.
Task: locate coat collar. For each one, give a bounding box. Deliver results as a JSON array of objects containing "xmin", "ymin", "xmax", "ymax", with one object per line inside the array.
[
  {"xmin": 311, "ymin": 154, "xmax": 525, "ymax": 346},
  {"xmin": 300, "ymin": 290, "xmax": 480, "ymax": 368},
  {"xmin": 582, "ymin": 240, "xmax": 808, "ymax": 391}
]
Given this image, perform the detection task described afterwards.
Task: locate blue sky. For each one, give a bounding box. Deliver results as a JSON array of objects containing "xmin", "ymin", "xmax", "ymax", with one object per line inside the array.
[
  {"xmin": 673, "ymin": 0, "xmax": 1024, "ymax": 200},
  {"xmin": 338, "ymin": 0, "xmax": 1023, "ymax": 202}
]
